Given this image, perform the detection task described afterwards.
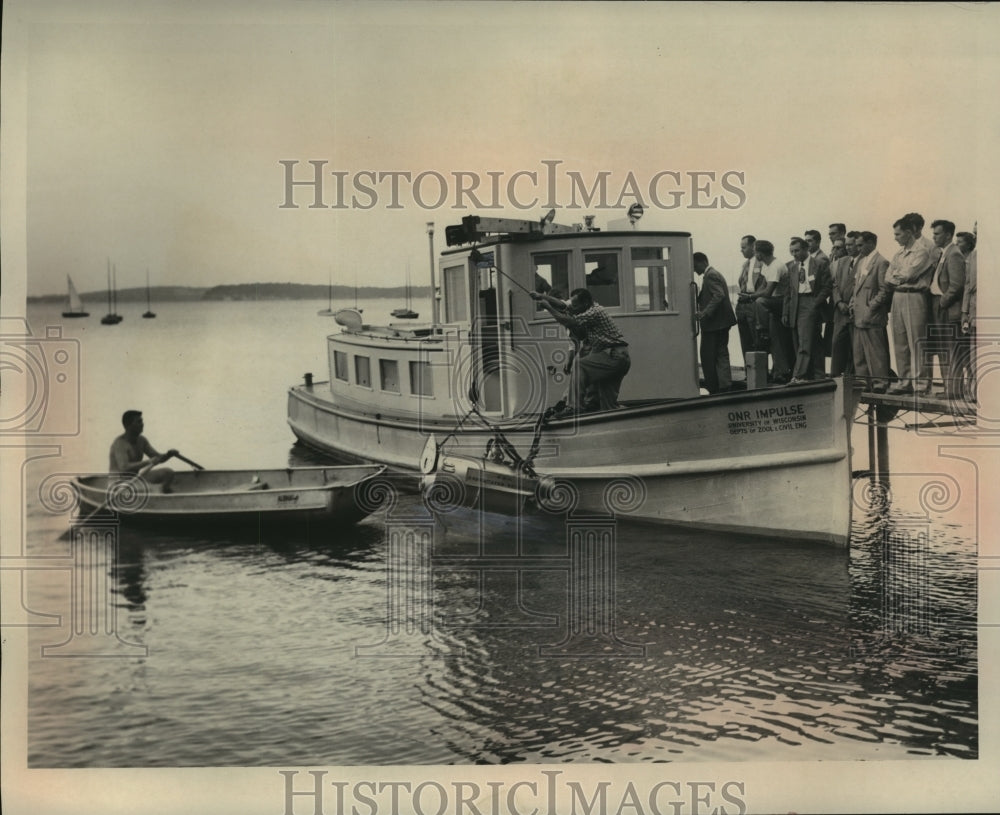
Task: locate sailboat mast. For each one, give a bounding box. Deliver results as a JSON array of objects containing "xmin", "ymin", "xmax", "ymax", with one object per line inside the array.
[{"xmin": 107, "ymin": 258, "xmax": 112, "ymax": 312}]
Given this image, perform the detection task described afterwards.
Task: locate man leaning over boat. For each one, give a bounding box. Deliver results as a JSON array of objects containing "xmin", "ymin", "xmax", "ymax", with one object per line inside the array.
[
  {"xmin": 530, "ymin": 288, "xmax": 631, "ymax": 415},
  {"xmin": 109, "ymin": 410, "xmax": 178, "ymax": 492}
]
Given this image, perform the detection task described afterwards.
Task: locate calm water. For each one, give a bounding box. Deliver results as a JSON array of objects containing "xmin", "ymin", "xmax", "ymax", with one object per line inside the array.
[{"xmin": 17, "ymin": 299, "xmax": 978, "ymax": 766}]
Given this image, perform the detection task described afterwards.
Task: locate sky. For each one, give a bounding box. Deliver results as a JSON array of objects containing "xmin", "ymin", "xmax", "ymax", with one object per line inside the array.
[{"xmin": 10, "ymin": 1, "xmax": 998, "ymax": 298}]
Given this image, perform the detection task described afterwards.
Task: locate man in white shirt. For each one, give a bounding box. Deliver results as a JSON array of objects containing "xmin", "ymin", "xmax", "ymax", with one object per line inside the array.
[
  {"xmin": 751, "ymin": 240, "xmax": 793, "ymax": 383},
  {"xmin": 735, "ymin": 234, "xmax": 765, "ymax": 363},
  {"xmin": 887, "ymin": 215, "xmax": 934, "ymax": 394}
]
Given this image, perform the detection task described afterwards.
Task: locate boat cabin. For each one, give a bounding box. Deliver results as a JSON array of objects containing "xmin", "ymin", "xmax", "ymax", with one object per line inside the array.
[{"xmin": 324, "ymin": 215, "xmax": 700, "ymax": 424}]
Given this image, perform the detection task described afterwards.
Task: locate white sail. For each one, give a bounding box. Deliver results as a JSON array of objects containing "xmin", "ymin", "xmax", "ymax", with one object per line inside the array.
[{"xmin": 66, "ymin": 275, "xmax": 84, "ymax": 312}]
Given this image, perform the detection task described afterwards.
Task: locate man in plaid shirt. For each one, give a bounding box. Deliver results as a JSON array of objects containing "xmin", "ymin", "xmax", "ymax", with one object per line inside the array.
[{"xmin": 530, "ymin": 287, "xmax": 631, "ymax": 413}]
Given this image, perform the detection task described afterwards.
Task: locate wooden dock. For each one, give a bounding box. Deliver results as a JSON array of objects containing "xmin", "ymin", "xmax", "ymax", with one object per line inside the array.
[{"xmin": 853, "ymin": 386, "xmax": 978, "ymax": 481}]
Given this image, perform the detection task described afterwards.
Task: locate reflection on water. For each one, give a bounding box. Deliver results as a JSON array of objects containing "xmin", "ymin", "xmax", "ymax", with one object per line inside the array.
[{"xmin": 27, "ymin": 462, "xmax": 977, "ymax": 766}]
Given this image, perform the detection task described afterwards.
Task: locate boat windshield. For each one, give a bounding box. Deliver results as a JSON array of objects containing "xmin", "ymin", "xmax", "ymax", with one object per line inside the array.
[
  {"xmin": 584, "ymin": 251, "xmax": 621, "ymax": 307},
  {"xmin": 532, "ymin": 251, "xmax": 571, "ymax": 308}
]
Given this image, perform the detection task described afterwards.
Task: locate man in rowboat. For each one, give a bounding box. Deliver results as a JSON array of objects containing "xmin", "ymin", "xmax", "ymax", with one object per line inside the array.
[{"xmin": 109, "ymin": 410, "xmax": 178, "ymax": 492}]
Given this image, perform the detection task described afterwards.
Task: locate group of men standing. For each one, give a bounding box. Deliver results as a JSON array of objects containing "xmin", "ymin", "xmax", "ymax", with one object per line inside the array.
[{"xmin": 707, "ymin": 215, "xmax": 979, "ymax": 397}]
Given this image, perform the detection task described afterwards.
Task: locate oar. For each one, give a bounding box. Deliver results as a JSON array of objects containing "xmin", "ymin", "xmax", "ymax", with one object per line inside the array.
[{"xmin": 174, "ymin": 452, "xmax": 204, "ymax": 470}]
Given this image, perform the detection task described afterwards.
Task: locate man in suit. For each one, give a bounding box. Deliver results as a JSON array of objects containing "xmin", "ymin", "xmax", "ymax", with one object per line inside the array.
[
  {"xmin": 829, "ymin": 232, "xmax": 860, "ymax": 376},
  {"xmin": 735, "ymin": 234, "xmax": 765, "ymax": 362},
  {"xmin": 850, "ymin": 231, "xmax": 893, "ymax": 392},
  {"xmin": 809, "ymin": 227, "xmax": 835, "ymax": 364},
  {"xmin": 928, "ymin": 219, "xmax": 966, "ymax": 398},
  {"xmin": 752, "ymin": 240, "xmax": 794, "ymax": 383},
  {"xmin": 887, "ymin": 214, "xmax": 934, "ymax": 394},
  {"xmin": 693, "ymin": 252, "xmax": 738, "ymax": 394},
  {"xmin": 783, "ymin": 237, "xmax": 832, "ymax": 383},
  {"xmin": 805, "ymin": 229, "xmax": 829, "ymax": 265},
  {"xmin": 957, "ymin": 231, "xmax": 977, "ymax": 401}
]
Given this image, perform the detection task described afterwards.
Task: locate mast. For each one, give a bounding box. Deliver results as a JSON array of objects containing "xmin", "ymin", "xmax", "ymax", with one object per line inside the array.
[
  {"xmin": 143, "ymin": 267, "xmax": 156, "ymax": 317},
  {"xmin": 427, "ymin": 222, "xmax": 438, "ymax": 324}
]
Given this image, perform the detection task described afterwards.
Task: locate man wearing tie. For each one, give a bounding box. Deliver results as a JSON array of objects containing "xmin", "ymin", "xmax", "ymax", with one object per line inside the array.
[
  {"xmin": 735, "ymin": 234, "xmax": 765, "ymax": 362},
  {"xmin": 783, "ymin": 237, "xmax": 832, "ymax": 383},
  {"xmin": 829, "ymin": 232, "xmax": 860, "ymax": 376},
  {"xmin": 850, "ymin": 231, "xmax": 892, "ymax": 392},
  {"xmin": 928, "ymin": 219, "xmax": 966, "ymax": 398}
]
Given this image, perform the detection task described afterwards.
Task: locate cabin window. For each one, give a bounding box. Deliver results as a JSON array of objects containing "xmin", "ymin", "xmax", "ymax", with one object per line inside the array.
[
  {"xmin": 584, "ymin": 252, "xmax": 620, "ymax": 307},
  {"xmin": 354, "ymin": 356, "xmax": 371, "ymax": 388},
  {"xmin": 631, "ymin": 247, "xmax": 670, "ymax": 311},
  {"xmin": 409, "ymin": 360, "xmax": 433, "ymax": 397},
  {"xmin": 532, "ymin": 251, "xmax": 571, "ymax": 310},
  {"xmin": 379, "ymin": 359, "xmax": 400, "ymax": 393},
  {"xmin": 334, "ymin": 350, "xmax": 349, "ymax": 381},
  {"xmin": 443, "ymin": 264, "xmax": 468, "ymax": 323}
]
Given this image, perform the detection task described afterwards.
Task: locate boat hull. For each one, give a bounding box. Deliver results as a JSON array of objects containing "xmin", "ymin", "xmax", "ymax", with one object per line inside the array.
[
  {"xmin": 288, "ymin": 379, "xmax": 854, "ymax": 545},
  {"xmin": 72, "ymin": 465, "xmax": 386, "ymax": 527}
]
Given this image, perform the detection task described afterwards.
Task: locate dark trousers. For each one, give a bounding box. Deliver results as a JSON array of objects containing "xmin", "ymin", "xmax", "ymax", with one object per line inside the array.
[
  {"xmin": 952, "ymin": 329, "xmax": 976, "ymax": 401},
  {"xmin": 791, "ymin": 294, "xmax": 823, "ymax": 380},
  {"xmin": 829, "ymin": 312, "xmax": 854, "ymax": 377},
  {"xmin": 931, "ymin": 297, "xmax": 963, "ymax": 398},
  {"xmin": 754, "ymin": 296, "xmax": 793, "ymax": 379},
  {"xmin": 579, "ymin": 346, "xmax": 631, "ymax": 411},
  {"xmin": 700, "ymin": 327, "xmax": 733, "ymax": 394},
  {"xmin": 735, "ymin": 301, "xmax": 757, "ymax": 363},
  {"xmin": 852, "ymin": 325, "xmax": 891, "ymax": 388}
]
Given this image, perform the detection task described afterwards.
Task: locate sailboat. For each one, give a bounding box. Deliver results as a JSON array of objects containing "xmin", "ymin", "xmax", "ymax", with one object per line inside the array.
[
  {"xmin": 390, "ymin": 262, "xmax": 419, "ymax": 319},
  {"xmin": 142, "ymin": 268, "xmax": 156, "ymax": 318},
  {"xmin": 61, "ymin": 275, "xmax": 89, "ymax": 318},
  {"xmin": 317, "ymin": 272, "xmax": 362, "ymax": 317},
  {"xmin": 100, "ymin": 260, "xmax": 123, "ymax": 325},
  {"xmin": 317, "ymin": 273, "xmax": 336, "ymax": 316}
]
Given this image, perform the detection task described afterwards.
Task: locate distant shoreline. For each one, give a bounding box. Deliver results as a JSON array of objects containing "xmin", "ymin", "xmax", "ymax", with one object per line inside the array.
[{"xmin": 27, "ymin": 282, "xmax": 431, "ymax": 304}]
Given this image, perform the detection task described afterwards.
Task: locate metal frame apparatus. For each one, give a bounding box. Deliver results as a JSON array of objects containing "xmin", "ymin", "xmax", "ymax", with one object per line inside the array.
[{"xmin": 853, "ymin": 387, "xmax": 978, "ymax": 481}]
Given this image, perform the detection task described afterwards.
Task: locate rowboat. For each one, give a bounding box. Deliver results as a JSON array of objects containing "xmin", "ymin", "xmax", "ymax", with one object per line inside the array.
[
  {"xmin": 72, "ymin": 464, "xmax": 386, "ymax": 526},
  {"xmin": 287, "ymin": 212, "xmax": 856, "ymax": 545}
]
